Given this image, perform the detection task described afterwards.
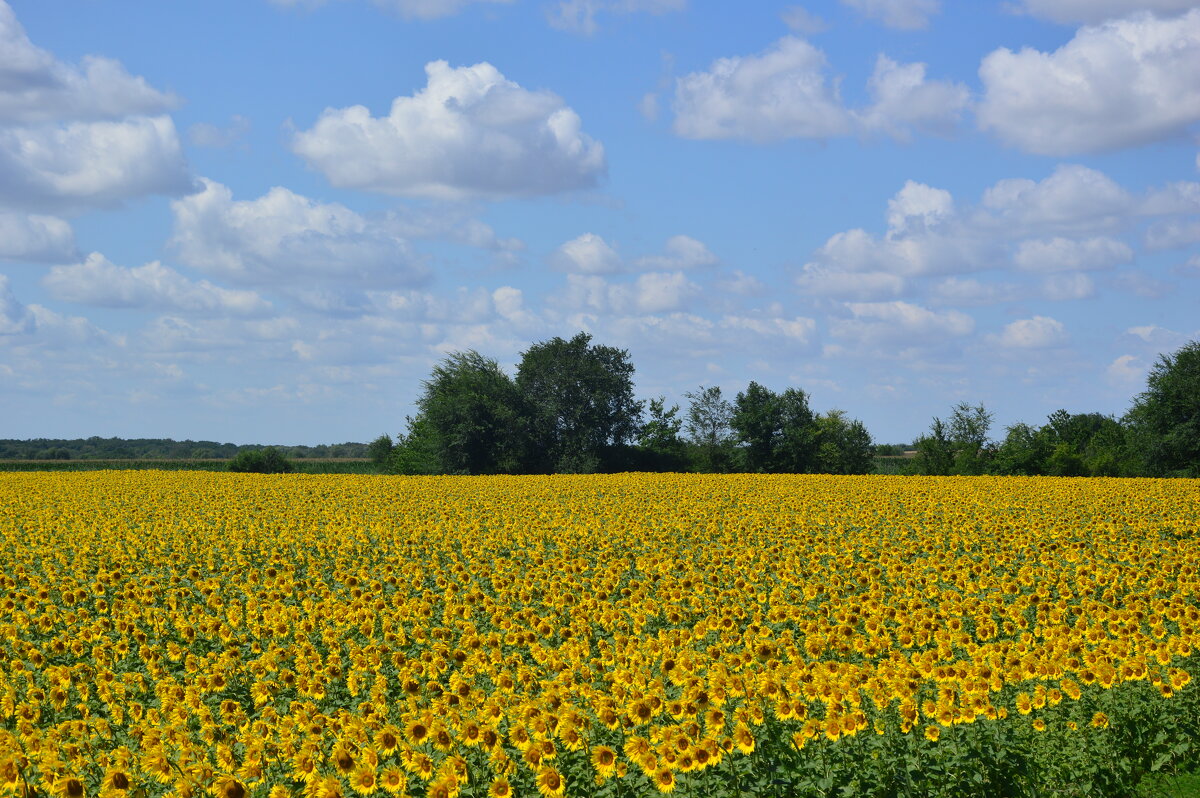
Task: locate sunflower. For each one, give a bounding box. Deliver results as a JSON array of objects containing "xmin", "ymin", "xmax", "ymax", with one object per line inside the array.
[
  {"xmin": 379, "ymin": 768, "xmax": 407, "ymax": 795},
  {"xmin": 487, "ymin": 777, "xmax": 513, "ymax": 798},
  {"xmin": 924, "ymin": 725, "xmax": 940, "ymax": 742},
  {"xmin": 348, "ymin": 767, "xmax": 377, "ymax": 796},
  {"xmin": 405, "ymin": 719, "xmax": 430, "ymax": 746},
  {"xmin": 375, "ymin": 726, "xmax": 402, "ymax": 755},
  {"xmin": 535, "ymin": 765, "xmax": 566, "ymax": 798},
  {"xmin": 1091, "ymin": 712, "xmax": 1110, "ymax": 729},
  {"xmin": 591, "ymin": 746, "xmax": 617, "ymax": 779},
  {"xmin": 50, "ymin": 774, "xmax": 86, "ymax": 798},
  {"xmin": 652, "ymin": 767, "xmax": 676, "ymax": 794},
  {"xmin": 214, "ymin": 777, "xmax": 247, "ymax": 798}
]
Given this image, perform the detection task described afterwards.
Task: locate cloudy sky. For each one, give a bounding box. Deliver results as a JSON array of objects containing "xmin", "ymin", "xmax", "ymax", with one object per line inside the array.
[{"xmin": 1, "ymin": 0, "xmax": 1198, "ymax": 445}]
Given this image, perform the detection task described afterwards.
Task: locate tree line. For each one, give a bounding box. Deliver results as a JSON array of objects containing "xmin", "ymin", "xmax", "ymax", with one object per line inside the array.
[
  {"xmin": 909, "ymin": 341, "xmax": 1200, "ymax": 478},
  {"xmin": 0, "ymin": 437, "xmax": 369, "ymax": 461},
  {"xmin": 372, "ymin": 332, "xmax": 875, "ymax": 476}
]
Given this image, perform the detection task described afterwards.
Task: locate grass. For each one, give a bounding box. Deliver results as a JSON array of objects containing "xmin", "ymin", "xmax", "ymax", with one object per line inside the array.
[
  {"xmin": 1139, "ymin": 772, "xmax": 1200, "ymax": 798},
  {"xmin": 0, "ymin": 458, "xmax": 381, "ymax": 474}
]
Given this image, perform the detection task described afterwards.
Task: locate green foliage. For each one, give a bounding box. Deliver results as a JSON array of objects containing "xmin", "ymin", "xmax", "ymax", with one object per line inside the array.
[
  {"xmin": 516, "ymin": 332, "xmax": 643, "ymax": 474},
  {"xmin": 684, "ymin": 385, "xmax": 735, "ymax": 473},
  {"xmin": 366, "ymin": 433, "xmax": 394, "ymax": 468},
  {"xmin": 412, "ymin": 350, "xmax": 525, "ymax": 475},
  {"xmin": 386, "ymin": 416, "xmax": 442, "ymax": 475},
  {"xmin": 914, "ymin": 416, "xmax": 956, "ymax": 476},
  {"xmin": 635, "ymin": 397, "xmax": 689, "ymax": 471},
  {"xmin": 774, "ymin": 388, "xmax": 820, "ymax": 474},
  {"xmin": 226, "ymin": 447, "xmax": 294, "ymax": 474},
  {"xmin": 1126, "ymin": 340, "xmax": 1200, "ymax": 477},
  {"xmin": 731, "ymin": 381, "xmax": 783, "ymax": 472},
  {"xmin": 915, "ymin": 403, "xmax": 994, "ymax": 475},
  {"xmin": 815, "ymin": 409, "xmax": 875, "ymax": 474}
]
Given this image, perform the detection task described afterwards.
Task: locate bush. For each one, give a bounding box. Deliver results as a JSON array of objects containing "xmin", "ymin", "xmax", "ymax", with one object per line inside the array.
[{"xmin": 227, "ymin": 447, "xmax": 294, "ymax": 474}]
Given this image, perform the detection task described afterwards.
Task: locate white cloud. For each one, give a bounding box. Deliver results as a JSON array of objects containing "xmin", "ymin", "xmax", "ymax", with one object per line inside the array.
[
  {"xmin": 796, "ymin": 265, "xmax": 905, "ymax": 299},
  {"xmin": 672, "ymin": 38, "xmax": 965, "ymax": 144},
  {"xmin": 559, "ymin": 270, "xmax": 699, "ymax": 314},
  {"xmin": 929, "ymin": 277, "xmax": 1022, "ymax": 306},
  {"xmin": 0, "ymin": 1, "xmax": 176, "ymax": 124},
  {"xmin": 980, "ymin": 164, "xmax": 1134, "ymax": 235},
  {"xmin": 1106, "ymin": 353, "xmax": 1146, "ymax": 385},
  {"xmin": 0, "ymin": 212, "xmax": 75, "ymax": 262},
  {"xmin": 551, "ymin": 233, "xmax": 623, "ymax": 274},
  {"xmin": 381, "ymin": 206, "xmax": 524, "ymax": 252},
  {"xmin": 720, "ymin": 314, "xmax": 817, "ymax": 345},
  {"xmin": 993, "ymin": 316, "xmax": 1067, "ymax": 348},
  {"xmin": 1041, "ymin": 271, "xmax": 1096, "ymax": 299},
  {"xmin": 672, "ymin": 37, "xmax": 853, "ymax": 142},
  {"xmin": 1014, "ymin": 0, "xmax": 1200, "ymax": 25},
  {"xmin": 633, "ymin": 235, "xmax": 719, "ymax": 270},
  {"xmin": 43, "ymin": 253, "xmax": 271, "ymax": 315},
  {"xmin": 833, "ymin": 301, "xmax": 973, "ymax": 345},
  {"xmin": 840, "ymin": 0, "xmax": 940, "ymax": 30},
  {"xmin": 857, "ymin": 55, "xmax": 969, "ymax": 139},
  {"xmin": 547, "ymin": 0, "xmax": 685, "ymax": 35},
  {"xmin": 1013, "ymin": 236, "xmax": 1134, "ymax": 271},
  {"xmin": 0, "ymin": 273, "xmax": 33, "ymax": 334},
  {"xmin": 292, "ymin": 60, "xmax": 605, "ymax": 199},
  {"xmin": 781, "ymin": 5, "xmax": 829, "ymax": 33},
  {"xmin": 632, "ymin": 271, "xmax": 700, "ymax": 313},
  {"xmin": 169, "ymin": 178, "xmax": 426, "ymax": 287},
  {"xmin": 978, "ymin": 11, "xmax": 1200, "ymax": 155},
  {"xmin": 267, "ymin": 0, "xmax": 513, "ymax": 20},
  {"xmin": 1144, "ymin": 216, "xmax": 1200, "ymax": 249},
  {"xmin": 0, "ymin": 116, "xmax": 191, "ymax": 212}
]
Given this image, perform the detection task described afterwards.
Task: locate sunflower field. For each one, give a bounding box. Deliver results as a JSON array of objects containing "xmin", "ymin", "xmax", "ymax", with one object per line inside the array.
[{"xmin": 1, "ymin": 472, "xmax": 1198, "ymax": 798}]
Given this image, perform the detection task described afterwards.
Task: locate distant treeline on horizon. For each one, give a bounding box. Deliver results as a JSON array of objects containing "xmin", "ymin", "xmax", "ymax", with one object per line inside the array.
[{"xmin": 0, "ymin": 437, "xmax": 369, "ymax": 461}]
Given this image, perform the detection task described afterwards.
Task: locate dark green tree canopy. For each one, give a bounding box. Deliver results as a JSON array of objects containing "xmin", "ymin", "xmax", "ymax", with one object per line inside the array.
[
  {"xmin": 416, "ymin": 350, "xmax": 524, "ymax": 475},
  {"xmin": 515, "ymin": 332, "xmax": 642, "ymax": 473},
  {"xmin": 1126, "ymin": 340, "xmax": 1200, "ymax": 477}
]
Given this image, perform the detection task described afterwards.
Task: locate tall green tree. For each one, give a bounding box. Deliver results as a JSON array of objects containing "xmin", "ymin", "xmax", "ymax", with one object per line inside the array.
[
  {"xmin": 414, "ymin": 351, "xmax": 524, "ymax": 475},
  {"xmin": 773, "ymin": 388, "xmax": 819, "ymax": 473},
  {"xmin": 949, "ymin": 402, "xmax": 994, "ymax": 475},
  {"xmin": 731, "ymin": 381, "xmax": 781, "ymax": 472},
  {"xmin": 636, "ymin": 397, "xmax": 688, "ymax": 471},
  {"xmin": 684, "ymin": 386, "xmax": 734, "ymax": 473},
  {"xmin": 913, "ymin": 416, "xmax": 955, "ymax": 476},
  {"xmin": 1125, "ymin": 340, "xmax": 1200, "ymax": 476},
  {"xmin": 515, "ymin": 332, "xmax": 642, "ymax": 473},
  {"xmin": 814, "ymin": 409, "xmax": 874, "ymax": 475}
]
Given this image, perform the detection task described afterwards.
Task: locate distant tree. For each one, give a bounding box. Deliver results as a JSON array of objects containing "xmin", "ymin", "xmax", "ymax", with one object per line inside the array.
[
  {"xmin": 773, "ymin": 388, "xmax": 819, "ymax": 473},
  {"xmin": 913, "ymin": 417, "xmax": 955, "ymax": 476},
  {"xmin": 1125, "ymin": 340, "xmax": 1200, "ymax": 477},
  {"xmin": 228, "ymin": 447, "xmax": 294, "ymax": 474},
  {"xmin": 413, "ymin": 351, "xmax": 524, "ymax": 475},
  {"xmin": 636, "ymin": 397, "xmax": 688, "ymax": 471},
  {"xmin": 992, "ymin": 422, "xmax": 1050, "ymax": 476},
  {"xmin": 814, "ymin": 409, "xmax": 874, "ymax": 475},
  {"xmin": 731, "ymin": 382, "xmax": 782, "ymax": 472},
  {"xmin": 387, "ymin": 416, "xmax": 442, "ymax": 475},
  {"xmin": 516, "ymin": 333, "xmax": 642, "ymax": 473},
  {"xmin": 367, "ymin": 434, "xmax": 395, "ymax": 469},
  {"xmin": 948, "ymin": 402, "xmax": 994, "ymax": 475},
  {"xmin": 684, "ymin": 386, "xmax": 734, "ymax": 473}
]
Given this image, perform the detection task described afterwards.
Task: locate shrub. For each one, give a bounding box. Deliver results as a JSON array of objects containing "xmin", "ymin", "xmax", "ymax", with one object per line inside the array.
[{"xmin": 227, "ymin": 447, "xmax": 294, "ymax": 474}]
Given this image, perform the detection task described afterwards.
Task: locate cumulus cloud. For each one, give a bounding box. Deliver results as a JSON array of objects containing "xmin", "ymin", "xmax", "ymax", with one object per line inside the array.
[
  {"xmin": 857, "ymin": 55, "xmax": 969, "ymax": 139},
  {"xmin": 672, "ymin": 37, "xmax": 853, "ymax": 142},
  {"xmin": 43, "ymin": 253, "xmax": 271, "ymax": 315},
  {"xmin": 267, "ymin": 0, "xmax": 513, "ymax": 20},
  {"xmin": 0, "ymin": 212, "xmax": 76, "ymax": 262},
  {"xmin": 1040, "ymin": 272, "xmax": 1096, "ymax": 300},
  {"xmin": 992, "ymin": 316, "xmax": 1067, "ymax": 348},
  {"xmin": 1013, "ymin": 236, "xmax": 1134, "ymax": 271},
  {"xmin": 1106, "ymin": 353, "xmax": 1147, "ymax": 385},
  {"xmin": 672, "ymin": 38, "xmax": 965, "ymax": 144},
  {"xmin": 292, "ymin": 60, "xmax": 605, "ymax": 199},
  {"xmin": 550, "ymin": 233, "xmax": 623, "ymax": 274},
  {"xmin": 0, "ymin": 2, "xmax": 176, "ymax": 124},
  {"xmin": 633, "ymin": 235, "xmax": 719, "ymax": 270},
  {"xmin": 559, "ymin": 271, "xmax": 700, "ymax": 314},
  {"xmin": 547, "ymin": 0, "xmax": 685, "ymax": 35},
  {"xmin": 978, "ymin": 11, "xmax": 1200, "ymax": 155},
  {"xmin": 840, "ymin": 0, "xmax": 940, "ymax": 30},
  {"xmin": 795, "ymin": 265, "xmax": 905, "ymax": 299},
  {"xmin": 832, "ymin": 301, "xmax": 973, "ymax": 345},
  {"xmin": 169, "ymin": 178, "xmax": 426, "ymax": 287},
  {"xmin": 1014, "ymin": 0, "xmax": 1199, "ymax": 25},
  {"xmin": 980, "ymin": 165, "xmax": 1136, "ymax": 235},
  {"xmin": 0, "ymin": 116, "xmax": 191, "ymax": 212}
]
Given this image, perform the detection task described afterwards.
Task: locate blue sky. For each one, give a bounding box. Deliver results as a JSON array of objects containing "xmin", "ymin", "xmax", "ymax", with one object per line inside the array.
[{"xmin": 1, "ymin": 0, "xmax": 1198, "ymax": 445}]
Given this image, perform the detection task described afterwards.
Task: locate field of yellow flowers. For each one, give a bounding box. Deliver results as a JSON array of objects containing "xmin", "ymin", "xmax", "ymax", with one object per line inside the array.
[{"xmin": 1, "ymin": 472, "xmax": 1198, "ymax": 798}]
